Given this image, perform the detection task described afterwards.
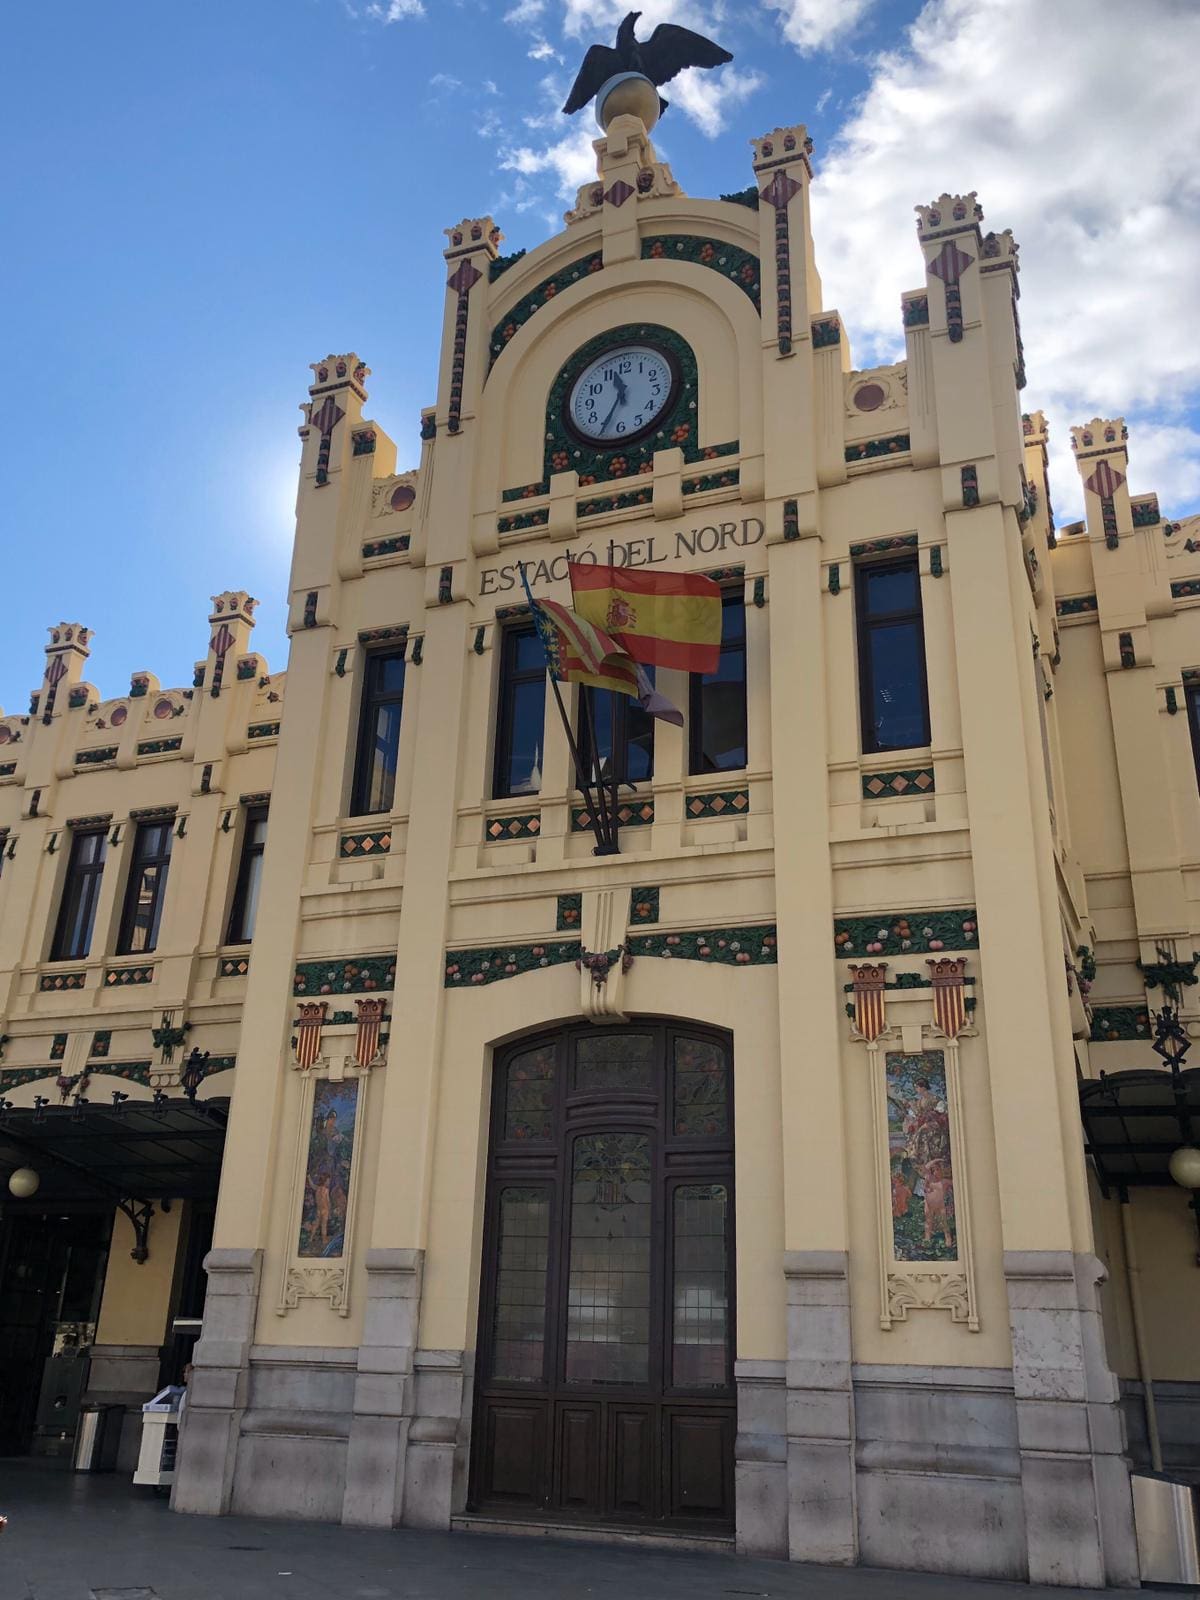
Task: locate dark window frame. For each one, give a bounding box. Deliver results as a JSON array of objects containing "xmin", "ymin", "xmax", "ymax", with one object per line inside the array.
[
  {"xmin": 116, "ymin": 819, "xmax": 174, "ymax": 956},
  {"xmin": 855, "ymin": 556, "xmax": 931, "ymax": 755},
  {"xmin": 688, "ymin": 589, "xmax": 748, "ymax": 775},
  {"xmin": 1186, "ymin": 684, "xmax": 1200, "ymax": 793},
  {"xmin": 226, "ymin": 804, "xmax": 269, "ymax": 945},
  {"xmin": 350, "ymin": 648, "xmax": 407, "ymax": 817},
  {"xmin": 492, "ymin": 624, "xmax": 546, "ymax": 800},
  {"xmin": 578, "ymin": 681, "xmax": 655, "ymax": 787},
  {"xmin": 50, "ymin": 827, "xmax": 109, "ymax": 962}
]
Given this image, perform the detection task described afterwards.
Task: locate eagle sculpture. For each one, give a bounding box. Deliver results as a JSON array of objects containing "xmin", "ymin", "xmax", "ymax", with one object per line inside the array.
[{"xmin": 562, "ymin": 9, "xmax": 733, "ymax": 118}]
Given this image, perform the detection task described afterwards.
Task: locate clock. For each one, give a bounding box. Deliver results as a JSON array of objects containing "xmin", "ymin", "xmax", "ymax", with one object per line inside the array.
[{"xmin": 564, "ymin": 342, "xmax": 677, "ymax": 448}]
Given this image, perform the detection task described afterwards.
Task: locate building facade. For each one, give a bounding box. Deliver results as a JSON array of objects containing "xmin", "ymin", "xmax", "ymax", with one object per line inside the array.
[{"xmin": 2, "ymin": 112, "xmax": 1198, "ymax": 1586}]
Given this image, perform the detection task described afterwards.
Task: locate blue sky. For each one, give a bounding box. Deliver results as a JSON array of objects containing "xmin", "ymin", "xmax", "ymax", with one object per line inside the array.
[{"xmin": 4, "ymin": 0, "xmax": 1198, "ymax": 703}]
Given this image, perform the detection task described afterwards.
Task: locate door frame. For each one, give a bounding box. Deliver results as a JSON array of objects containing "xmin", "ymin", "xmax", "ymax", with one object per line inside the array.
[{"xmin": 468, "ymin": 1017, "xmax": 737, "ymax": 1529}]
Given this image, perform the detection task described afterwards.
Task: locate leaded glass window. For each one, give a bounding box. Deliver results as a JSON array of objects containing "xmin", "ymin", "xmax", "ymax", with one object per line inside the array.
[
  {"xmin": 672, "ymin": 1036, "xmax": 729, "ymax": 1137},
  {"xmin": 503, "ymin": 1044, "xmax": 556, "ymax": 1141},
  {"xmin": 573, "ymin": 1033, "xmax": 654, "ymax": 1094},
  {"xmin": 672, "ymin": 1184, "xmax": 729, "ymax": 1387},
  {"xmin": 565, "ymin": 1133, "xmax": 652, "ymax": 1384},
  {"xmin": 490, "ymin": 1187, "xmax": 550, "ymax": 1381}
]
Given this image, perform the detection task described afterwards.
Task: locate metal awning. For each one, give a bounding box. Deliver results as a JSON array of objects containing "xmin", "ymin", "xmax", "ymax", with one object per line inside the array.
[
  {"xmin": 1080, "ymin": 1068, "xmax": 1200, "ymax": 1193},
  {"xmin": 0, "ymin": 1098, "xmax": 229, "ymax": 1207}
]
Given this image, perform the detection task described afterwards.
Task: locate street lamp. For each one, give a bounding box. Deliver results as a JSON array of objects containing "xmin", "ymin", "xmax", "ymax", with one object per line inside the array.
[{"xmin": 8, "ymin": 1167, "xmax": 40, "ymax": 1198}]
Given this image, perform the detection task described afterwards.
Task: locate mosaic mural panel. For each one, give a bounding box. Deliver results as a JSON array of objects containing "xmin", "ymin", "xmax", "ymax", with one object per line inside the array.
[
  {"xmin": 886, "ymin": 1051, "xmax": 957, "ymax": 1263},
  {"xmin": 298, "ymin": 1078, "xmax": 359, "ymax": 1259}
]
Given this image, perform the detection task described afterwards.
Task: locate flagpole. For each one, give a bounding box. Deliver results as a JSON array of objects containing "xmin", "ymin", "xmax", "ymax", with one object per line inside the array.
[
  {"xmin": 552, "ymin": 675, "xmax": 617, "ymax": 855},
  {"xmin": 578, "ymin": 685, "xmax": 619, "ymax": 855}
]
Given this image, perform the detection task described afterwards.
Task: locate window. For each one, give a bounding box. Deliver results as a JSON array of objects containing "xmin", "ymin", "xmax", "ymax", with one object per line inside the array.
[
  {"xmin": 351, "ymin": 651, "xmax": 405, "ymax": 816},
  {"xmin": 689, "ymin": 591, "xmax": 747, "ymax": 773},
  {"xmin": 1186, "ymin": 685, "xmax": 1200, "ymax": 793},
  {"xmin": 579, "ymin": 679, "xmax": 654, "ymax": 786},
  {"xmin": 50, "ymin": 828, "xmax": 108, "ymax": 961},
  {"xmin": 493, "ymin": 626, "xmax": 545, "ymax": 798},
  {"xmin": 227, "ymin": 806, "xmax": 268, "ymax": 944},
  {"xmin": 117, "ymin": 820, "xmax": 173, "ymax": 955},
  {"xmin": 856, "ymin": 558, "xmax": 930, "ymax": 753}
]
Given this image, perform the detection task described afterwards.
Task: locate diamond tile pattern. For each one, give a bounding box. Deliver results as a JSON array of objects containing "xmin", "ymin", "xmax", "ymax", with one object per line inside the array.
[
  {"xmin": 685, "ymin": 790, "xmax": 750, "ymax": 819},
  {"xmin": 572, "ymin": 801, "xmax": 654, "ymax": 832},
  {"xmin": 486, "ymin": 813, "xmax": 541, "ymax": 841},
  {"xmin": 861, "ymin": 769, "xmax": 935, "ymax": 799},
  {"xmin": 340, "ymin": 829, "xmax": 393, "ymax": 857}
]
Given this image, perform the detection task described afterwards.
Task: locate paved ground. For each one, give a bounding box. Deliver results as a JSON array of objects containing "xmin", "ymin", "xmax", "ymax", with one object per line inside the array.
[{"xmin": 0, "ymin": 1461, "xmax": 1178, "ymax": 1600}]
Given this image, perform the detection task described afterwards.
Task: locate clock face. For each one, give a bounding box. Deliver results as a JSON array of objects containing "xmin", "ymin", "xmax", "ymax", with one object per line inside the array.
[{"xmin": 566, "ymin": 343, "xmax": 676, "ymax": 447}]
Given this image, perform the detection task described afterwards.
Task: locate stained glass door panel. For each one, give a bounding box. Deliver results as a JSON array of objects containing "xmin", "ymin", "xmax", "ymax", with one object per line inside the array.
[{"xmin": 472, "ymin": 1024, "xmax": 735, "ymax": 1531}]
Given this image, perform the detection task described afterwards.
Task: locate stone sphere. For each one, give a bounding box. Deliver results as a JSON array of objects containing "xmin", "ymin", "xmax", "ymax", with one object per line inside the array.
[
  {"xmin": 596, "ymin": 73, "xmax": 660, "ymax": 134},
  {"xmin": 8, "ymin": 1166, "xmax": 40, "ymax": 1198}
]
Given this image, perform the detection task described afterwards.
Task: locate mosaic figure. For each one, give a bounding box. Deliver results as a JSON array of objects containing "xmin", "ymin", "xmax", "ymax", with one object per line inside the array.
[
  {"xmin": 298, "ymin": 1079, "xmax": 359, "ymax": 1257},
  {"xmin": 886, "ymin": 1052, "xmax": 956, "ymax": 1261}
]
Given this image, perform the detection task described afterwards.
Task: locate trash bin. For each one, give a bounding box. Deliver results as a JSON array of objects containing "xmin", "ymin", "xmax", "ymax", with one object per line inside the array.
[
  {"xmin": 1131, "ymin": 1471, "xmax": 1200, "ymax": 1585},
  {"xmin": 73, "ymin": 1403, "xmax": 122, "ymax": 1472},
  {"xmin": 133, "ymin": 1386, "xmax": 185, "ymax": 1488}
]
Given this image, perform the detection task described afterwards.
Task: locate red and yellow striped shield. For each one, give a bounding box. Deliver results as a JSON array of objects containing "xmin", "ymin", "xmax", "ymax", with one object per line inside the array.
[
  {"xmin": 294, "ymin": 1001, "xmax": 327, "ymax": 1069},
  {"xmin": 849, "ymin": 962, "xmax": 888, "ymax": 1042},
  {"xmin": 927, "ymin": 958, "xmax": 968, "ymax": 1038},
  {"xmin": 354, "ymin": 997, "xmax": 386, "ymax": 1068}
]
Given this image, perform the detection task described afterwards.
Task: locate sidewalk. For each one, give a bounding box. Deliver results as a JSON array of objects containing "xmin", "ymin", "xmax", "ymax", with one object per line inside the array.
[{"xmin": 0, "ymin": 1460, "xmax": 1151, "ymax": 1600}]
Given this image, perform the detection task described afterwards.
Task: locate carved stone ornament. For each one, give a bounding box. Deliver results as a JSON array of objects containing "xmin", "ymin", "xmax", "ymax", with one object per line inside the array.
[
  {"xmin": 280, "ymin": 1264, "xmax": 347, "ymax": 1314},
  {"xmin": 886, "ymin": 1268, "xmax": 972, "ymax": 1324}
]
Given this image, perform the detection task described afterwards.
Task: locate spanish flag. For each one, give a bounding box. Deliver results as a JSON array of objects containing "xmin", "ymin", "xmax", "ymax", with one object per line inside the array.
[
  {"xmin": 531, "ymin": 595, "xmax": 640, "ymax": 697},
  {"xmin": 569, "ymin": 562, "xmax": 722, "ymax": 673}
]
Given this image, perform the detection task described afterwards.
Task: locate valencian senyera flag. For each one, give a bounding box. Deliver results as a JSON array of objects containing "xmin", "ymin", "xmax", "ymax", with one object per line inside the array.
[
  {"xmin": 533, "ymin": 593, "xmax": 641, "ymax": 696},
  {"xmin": 569, "ymin": 562, "xmax": 722, "ymax": 674},
  {"xmin": 518, "ymin": 564, "xmax": 684, "ymax": 724}
]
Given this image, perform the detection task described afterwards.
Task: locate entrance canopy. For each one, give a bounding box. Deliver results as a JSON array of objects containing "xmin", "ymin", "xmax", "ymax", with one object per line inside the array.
[
  {"xmin": 1079, "ymin": 1067, "xmax": 1200, "ymax": 1193},
  {"xmin": 0, "ymin": 1099, "xmax": 228, "ymax": 1206}
]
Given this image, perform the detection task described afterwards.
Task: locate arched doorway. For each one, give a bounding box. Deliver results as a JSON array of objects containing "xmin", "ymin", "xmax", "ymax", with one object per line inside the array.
[{"xmin": 470, "ymin": 1021, "xmax": 735, "ymax": 1531}]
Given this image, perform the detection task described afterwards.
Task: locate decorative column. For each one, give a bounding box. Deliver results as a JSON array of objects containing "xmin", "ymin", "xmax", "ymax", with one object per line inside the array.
[
  {"xmin": 1074, "ymin": 418, "xmax": 1189, "ymax": 953},
  {"xmin": 175, "ymin": 357, "xmax": 362, "ymax": 1517},
  {"xmin": 752, "ymin": 126, "xmax": 821, "ymax": 524},
  {"xmin": 933, "ymin": 227, "xmax": 1137, "ymax": 1576}
]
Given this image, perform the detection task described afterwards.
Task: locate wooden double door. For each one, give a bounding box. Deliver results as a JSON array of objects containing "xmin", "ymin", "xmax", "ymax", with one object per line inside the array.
[{"xmin": 471, "ymin": 1022, "xmax": 735, "ymax": 1532}]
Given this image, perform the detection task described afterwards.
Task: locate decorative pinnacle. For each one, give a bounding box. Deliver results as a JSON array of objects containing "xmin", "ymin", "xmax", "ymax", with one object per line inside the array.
[
  {"xmin": 751, "ymin": 125, "xmax": 812, "ymax": 168},
  {"xmin": 980, "ymin": 228, "xmax": 1019, "ymax": 267},
  {"xmin": 914, "ymin": 192, "xmax": 983, "ymax": 235},
  {"xmin": 46, "ymin": 623, "xmax": 91, "ymax": 653},
  {"xmin": 209, "ymin": 592, "xmax": 258, "ymax": 624},
  {"xmin": 309, "ymin": 355, "xmax": 369, "ymax": 395},
  {"xmin": 1070, "ymin": 418, "xmax": 1128, "ymax": 454},
  {"xmin": 444, "ymin": 218, "xmax": 502, "ymax": 256},
  {"xmin": 1022, "ymin": 410, "xmax": 1049, "ymax": 445}
]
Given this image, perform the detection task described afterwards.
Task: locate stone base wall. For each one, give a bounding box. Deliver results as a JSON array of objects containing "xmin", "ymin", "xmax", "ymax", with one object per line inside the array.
[{"xmin": 175, "ymin": 1245, "xmax": 1142, "ymax": 1588}]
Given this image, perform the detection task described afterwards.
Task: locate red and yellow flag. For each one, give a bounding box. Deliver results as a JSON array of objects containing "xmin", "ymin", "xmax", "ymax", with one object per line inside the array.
[
  {"xmin": 534, "ymin": 596, "xmax": 639, "ymax": 697},
  {"xmin": 569, "ymin": 562, "xmax": 722, "ymax": 673}
]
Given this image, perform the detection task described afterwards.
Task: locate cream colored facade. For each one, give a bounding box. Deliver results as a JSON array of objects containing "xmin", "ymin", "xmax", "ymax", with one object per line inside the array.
[{"xmin": 1, "ymin": 113, "xmax": 1198, "ymax": 1584}]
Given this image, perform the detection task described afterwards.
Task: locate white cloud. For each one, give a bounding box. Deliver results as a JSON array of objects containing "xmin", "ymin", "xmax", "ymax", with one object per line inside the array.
[
  {"xmin": 559, "ymin": 0, "xmax": 716, "ymax": 35},
  {"xmin": 809, "ymin": 0, "xmax": 1200, "ymax": 518},
  {"xmin": 669, "ymin": 63, "xmax": 762, "ymax": 138},
  {"xmin": 500, "ymin": 123, "xmax": 599, "ymax": 199},
  {"xmin": 504, "ymin": 0, "xmax": 546, "ymax": 21},
  {"xmin": 529, "ymin": 38, "xmax": 564, "ymax": 61},
  {"xmin": 762, "ymin": 0, "xmax": 875, "ymax": 52},
  {"xmin": 364, "ymin": 0, "xmax": 424, "ymax": 19}
]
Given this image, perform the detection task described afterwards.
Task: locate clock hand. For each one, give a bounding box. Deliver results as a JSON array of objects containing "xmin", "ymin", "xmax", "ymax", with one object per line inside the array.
[{"xmin": 600, "ymin": 386, "xmax": 623, "ymax": 432}]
